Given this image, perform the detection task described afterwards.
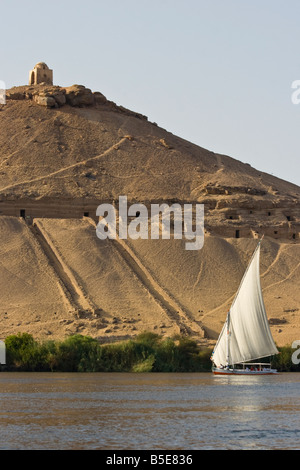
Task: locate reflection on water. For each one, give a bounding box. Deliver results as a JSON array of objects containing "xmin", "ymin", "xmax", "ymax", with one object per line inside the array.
[{"xmin": 0, "ymin": 372, "xmax": 300, "ymax": 449}]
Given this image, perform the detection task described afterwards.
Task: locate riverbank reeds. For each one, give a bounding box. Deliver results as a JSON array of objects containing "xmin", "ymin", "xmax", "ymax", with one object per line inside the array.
[
  {"xmin": 2, "ymin": 332, "xmax": 212, "ymax": 372},
  {"xmin": 1, "ymin": 332, "xmax": 299, "ymax": 372}
]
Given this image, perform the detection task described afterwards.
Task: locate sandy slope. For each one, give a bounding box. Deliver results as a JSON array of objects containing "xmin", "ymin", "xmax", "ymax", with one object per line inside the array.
[
  {"xmin": 0, "ymin": 86, "xmax": 299, "ymax": 349},
  {"xmin": 0, "ymin": 214, "xmax": 298, "ymax": 346},
  {"xmin": 124, "ymin": 236, "xmax": 300, "ymax": 347},
  {"xmin": 1, "ymin": 96, "xmax": 299, "ymax": 205},
  {"xmin": 0, "ymin": 216, "xmax": 72, "ymax": 338},
  {"xmin": 34, "ymin": 217, "xmax": 180, "ymax": 341}
]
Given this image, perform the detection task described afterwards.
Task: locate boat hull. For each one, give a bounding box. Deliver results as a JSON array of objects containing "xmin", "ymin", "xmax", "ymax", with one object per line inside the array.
[{"xmin": 213, "ymin": 367, "xmax": 278, "ymax": 375}]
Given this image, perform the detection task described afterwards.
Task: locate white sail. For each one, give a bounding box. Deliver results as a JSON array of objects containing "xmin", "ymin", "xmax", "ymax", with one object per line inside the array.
[{"xmin": 212, "ymin": 242, "xmax": 278, "ymax": 367}]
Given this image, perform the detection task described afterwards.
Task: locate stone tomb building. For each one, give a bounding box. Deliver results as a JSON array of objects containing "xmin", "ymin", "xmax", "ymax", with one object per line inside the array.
[{"xmin": 29, "ymin": 62, "xmax": 53, "ymax": 86}]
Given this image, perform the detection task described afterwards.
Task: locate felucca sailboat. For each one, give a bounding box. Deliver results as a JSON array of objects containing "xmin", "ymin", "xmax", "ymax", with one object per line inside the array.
[{"xmin": 211, "ymin": 238, "xmax": 279, "ymax": 375}]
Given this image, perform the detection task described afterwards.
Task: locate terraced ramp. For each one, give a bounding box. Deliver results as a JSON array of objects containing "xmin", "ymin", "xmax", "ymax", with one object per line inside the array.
[
  {"xmin": 33, "ymin": 218, "xmax": 188, "ymax": 341},
  {"xmin": 0, "ymin": 216, "xmax": 72, "ymax": 339}
]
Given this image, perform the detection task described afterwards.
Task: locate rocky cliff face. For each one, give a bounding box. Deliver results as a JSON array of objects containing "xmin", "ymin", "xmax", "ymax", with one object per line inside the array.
[{"xmin": 0, "ymin": 83, "xmax": 299, "ymax": 347}]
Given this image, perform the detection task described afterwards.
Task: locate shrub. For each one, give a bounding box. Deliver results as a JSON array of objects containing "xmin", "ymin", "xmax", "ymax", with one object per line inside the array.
[
  {"xmin": 132, "ymin": 354, "xmax": 156, "ymax": 372},
  {"xmin": 52, "ymin": 334, "xmax": 102, "ymax": 372},
  {"xmin": 5, "ymin": 332, "xmax": 49, "ymax": 371},
  {"xmin": 272, "ymin": 345, "xmax": 300, "ymax": 372},
  {"xmin": 3, "ymin": 331, "xmax": 215, "ymax": 372}
]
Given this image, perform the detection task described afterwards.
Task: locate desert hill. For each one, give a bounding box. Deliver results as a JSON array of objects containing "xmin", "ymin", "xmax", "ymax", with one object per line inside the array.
[{"xmin": 0, "ymin": 81, "xmax": 299, "ymax": 348}]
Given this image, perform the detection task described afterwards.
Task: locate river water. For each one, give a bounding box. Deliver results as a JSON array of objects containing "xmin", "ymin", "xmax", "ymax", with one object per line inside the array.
[{"xmin": 0, "ymin": 372, "xmax": 299, "ymax": 450}]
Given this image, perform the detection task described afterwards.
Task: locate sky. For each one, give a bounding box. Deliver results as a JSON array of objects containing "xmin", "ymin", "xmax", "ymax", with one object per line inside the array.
[{"xmin": 1, "ymin": 0, "xmax": 300, "ymax": 186}]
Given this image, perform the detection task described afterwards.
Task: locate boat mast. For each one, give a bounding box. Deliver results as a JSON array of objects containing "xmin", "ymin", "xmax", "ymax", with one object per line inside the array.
[{"xmin": 226, "ymin": 311, "xmax": 230, "ymax": 368}]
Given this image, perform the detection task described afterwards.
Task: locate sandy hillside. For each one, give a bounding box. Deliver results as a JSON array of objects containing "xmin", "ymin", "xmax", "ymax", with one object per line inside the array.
[
  {"xmin": 0, "ymin": 83, "xmax": 299, "ymax": 349},
  {"xmin": 1, "ymin": 85, "xmax": 300, "ymax": 204},
  {"xmin": 0, "ymin": 215, "xmax": 299, "ymax": 347},
  {"xmin": 126, "ymin": 236, "xmax": 300, "ymax": 347}
]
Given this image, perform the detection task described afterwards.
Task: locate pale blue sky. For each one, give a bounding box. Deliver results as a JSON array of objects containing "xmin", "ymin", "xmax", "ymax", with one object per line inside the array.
[{"xmin": 1, "ymin": 0, "xmax": 300, "ymax": 186}]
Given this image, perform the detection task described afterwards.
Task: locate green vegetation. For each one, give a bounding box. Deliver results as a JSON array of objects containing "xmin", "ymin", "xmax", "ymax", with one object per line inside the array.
[
  {"xmin": 2, "ymin": 332, "xmax": 299, "ymax": 372},
  {"xmin": 272, "ymin": 345, "xmax": 300, "ymax": 372},
  {"xmin": 2, "ymin": 331, "xmax": 212, "ymax": 372}
]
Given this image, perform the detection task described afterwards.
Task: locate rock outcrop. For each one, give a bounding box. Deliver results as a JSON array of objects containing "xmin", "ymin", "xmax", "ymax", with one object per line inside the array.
[{"xmin": 6, "ymin": 84, "xmax": 148, "ymax": 119}]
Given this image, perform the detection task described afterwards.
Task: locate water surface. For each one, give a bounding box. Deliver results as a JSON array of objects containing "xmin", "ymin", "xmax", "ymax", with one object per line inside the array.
[{"xmin": 0, "ymin": 372, "xmax": 299, "ymax": 450}]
